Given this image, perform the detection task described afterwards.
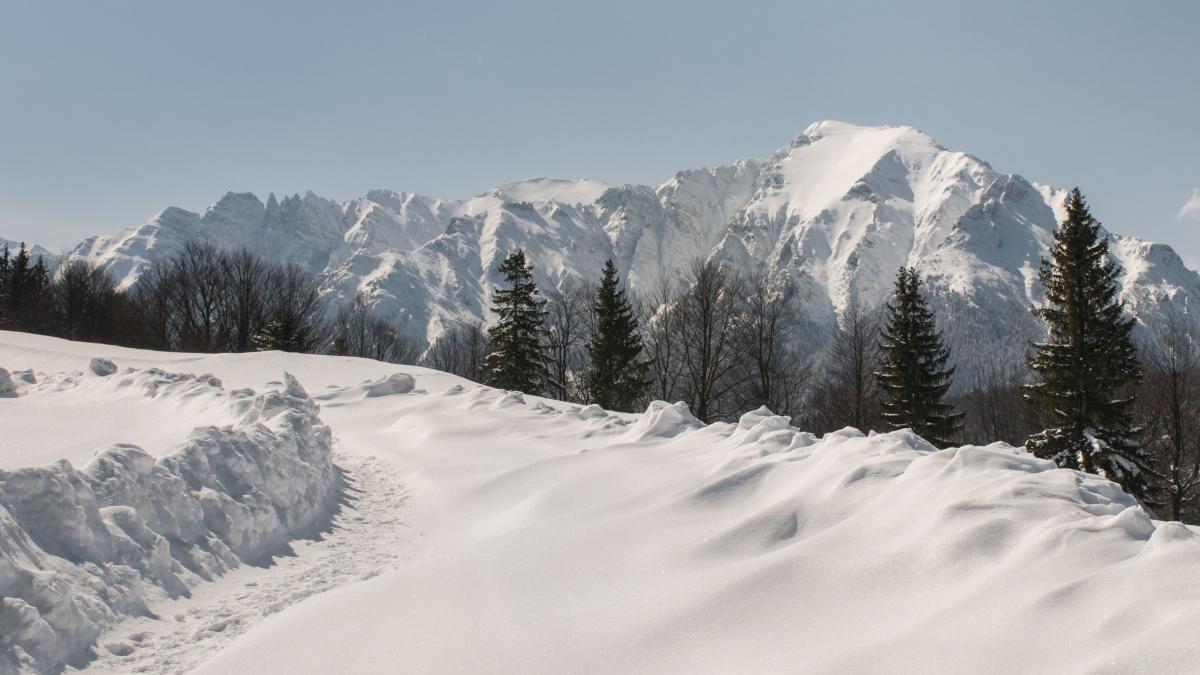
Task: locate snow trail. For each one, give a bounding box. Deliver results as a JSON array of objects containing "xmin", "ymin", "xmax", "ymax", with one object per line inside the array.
[{"xmin": 80, "ymin": 453, "xmax": 412, "ymax": 675}]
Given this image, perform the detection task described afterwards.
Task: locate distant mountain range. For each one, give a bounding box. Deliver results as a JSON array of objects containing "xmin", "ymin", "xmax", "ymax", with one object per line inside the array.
[{"xmin": 11, "ymin": 122, "xmax": 1200, "ymax": 376}]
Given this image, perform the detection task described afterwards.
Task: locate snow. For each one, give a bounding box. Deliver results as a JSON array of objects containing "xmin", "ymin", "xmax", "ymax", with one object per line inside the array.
[
  {"xmin": 0, "ymin": 363, "xmax": 234, "ymax": 468},
  {"xmin": 3, "ymin": 331, "xmax": 1200, "ymax": 673},
  {"xmin": 486, "ymin": 177, "xmax": 612, "ymax": 206}
]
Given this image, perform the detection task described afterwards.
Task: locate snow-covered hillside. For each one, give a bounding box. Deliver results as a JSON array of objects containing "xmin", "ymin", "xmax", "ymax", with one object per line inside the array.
[
  {"xmin": 57, "ymin": 122, "xmax": 1200, "ymax": 371},
  {"xmin": 2, "ymin": 332, "xmax": 1200, "ymax": 673}
]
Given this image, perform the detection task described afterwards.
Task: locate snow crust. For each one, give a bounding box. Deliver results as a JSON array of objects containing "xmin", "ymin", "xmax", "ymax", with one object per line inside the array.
[{"xmin": 4, "ymin": 331, "xmax": 1200, "ymax": 673}]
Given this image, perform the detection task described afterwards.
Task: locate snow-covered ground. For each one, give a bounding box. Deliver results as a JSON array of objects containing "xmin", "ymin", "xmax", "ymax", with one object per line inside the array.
[{"xmin": 2, "ymin": 331, "xmax": 1200, "ymax": 673}]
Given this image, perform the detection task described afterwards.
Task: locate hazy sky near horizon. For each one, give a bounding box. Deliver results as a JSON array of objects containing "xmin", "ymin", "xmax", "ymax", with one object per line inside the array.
[{"xmin": 2, "ymin": 0, "xmax": 1198, "ymax": 262}]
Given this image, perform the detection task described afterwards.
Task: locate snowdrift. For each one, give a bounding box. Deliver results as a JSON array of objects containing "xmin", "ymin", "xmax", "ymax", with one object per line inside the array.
[
  {"xmin": 199, "ymin": 407, "xmax": 1200, "ymax": 674},
  {"xmin": 0, "ymin": 359, "xmax": 338, "ymax": 673},
  {"xmin": 3, "ymin": 332, "xmax": 1200, "ymax": 673}
]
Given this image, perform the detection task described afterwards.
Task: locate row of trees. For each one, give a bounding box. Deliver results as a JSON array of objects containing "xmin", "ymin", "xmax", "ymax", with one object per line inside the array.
[
  {"xmin": 0, "ymin": 241, "xmax": 416, "ymax": 362},
  {"xmin": 479, "ymin": 253, "xmax": 651, "ymax": 411},
  {"xmin": 469, "ymin": 247, "xmax": 960, "ymax": 441}
]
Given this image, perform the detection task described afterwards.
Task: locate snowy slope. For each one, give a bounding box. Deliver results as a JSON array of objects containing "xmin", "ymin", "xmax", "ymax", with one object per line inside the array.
[
  {"xmin": 3, "ymin": 332, "xmax": 1200, "ymax": 673},
  {"xmin": 27, "ymin": 122, "xmax": 1200, "ymax": 368}
]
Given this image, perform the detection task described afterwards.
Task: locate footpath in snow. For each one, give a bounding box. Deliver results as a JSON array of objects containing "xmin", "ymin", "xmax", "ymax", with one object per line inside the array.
[
  {"xmin": 80, "ymin": 453, "xmax": 411, "ymax": 674},
  {"xmin": 3, "ymin": 331, "xmax": 1200, "ymax": 674}
]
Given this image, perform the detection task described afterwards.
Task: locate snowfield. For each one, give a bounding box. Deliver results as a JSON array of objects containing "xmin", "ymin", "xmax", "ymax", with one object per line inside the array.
[{"xmin": 2, "ymin": 332, "xmax": 1200, "ymax": 673}]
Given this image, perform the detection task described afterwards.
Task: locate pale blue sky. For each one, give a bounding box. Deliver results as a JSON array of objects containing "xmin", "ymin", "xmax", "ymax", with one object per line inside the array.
[{"xmin": 2, "ymin": 0, "xmax": 1198, "ymax": 262}]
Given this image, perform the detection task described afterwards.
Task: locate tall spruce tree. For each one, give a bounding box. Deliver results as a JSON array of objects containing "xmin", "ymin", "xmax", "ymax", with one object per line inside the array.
[
  {"xmin": 1025, "ymin": 188, "xmax": 1149, "ymax": 501},
  {"xmin": 875, "ymin": 266, "xmax": 963, "ymax": 447},
  {"xmin": 586, "ymin": 260, "xmax": 649, "ymax": 411},
  {"xmin": 482, "ymin": 250, "xmax": 550, "ymax": 394}
]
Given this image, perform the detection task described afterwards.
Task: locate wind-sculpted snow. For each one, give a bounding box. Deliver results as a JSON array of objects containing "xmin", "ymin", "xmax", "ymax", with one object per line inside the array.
[
  {"xmin": 51, "ymin": 122, "xmax": 1200, "ymax": 377},
  {"xmin": 198, "ymin": 396, "xmax": 1200, "ymax": 674},
  {"xmin": 0, "ymin": 365, "xmax": 338, "ymax": 674},
  {"xmin": 3, "ymin": 333, "xmax": 1200, "ymax": 672}
]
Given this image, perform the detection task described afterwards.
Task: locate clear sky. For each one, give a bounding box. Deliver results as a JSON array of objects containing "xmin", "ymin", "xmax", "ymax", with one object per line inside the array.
[{"xmin": 2, "ymin": 0, "xmax": 1198, "ymax": 263}]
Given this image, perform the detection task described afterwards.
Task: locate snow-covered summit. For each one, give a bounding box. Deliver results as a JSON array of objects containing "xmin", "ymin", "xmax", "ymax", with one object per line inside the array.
[
  {"xmin": 484, "ymin": 177, "xmax": 612, "ymax": 205},
  {"xmin": 47, "ymin": 122, "xmax": 1200, "ymax": 370}
]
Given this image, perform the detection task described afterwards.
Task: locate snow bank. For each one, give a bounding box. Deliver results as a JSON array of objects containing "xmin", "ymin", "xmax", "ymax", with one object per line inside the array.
[
  {"xmin": 0, "ymin": 372, "xmax": 338, "ymax": 673},
  {"xmin": 198, "ymin": 400, "xmax": 1200, "ymax": 675},
  {"xmin": 0, "ymin": 362, "xmax": 250, "ymax": 469}
]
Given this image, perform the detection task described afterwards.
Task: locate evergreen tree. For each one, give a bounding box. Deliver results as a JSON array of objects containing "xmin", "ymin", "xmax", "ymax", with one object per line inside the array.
[
  {"xmin": 0, "ymin": 244, "xmax": 51, "ymax": 331},
  {"xmin": 252, "ymin": 310, "xmax": 309, "ymax": 352},
  {"xmin": 0, "ymin": 245, "xmax": 9, "ymax": 312},
  {"xmin": 875, "ymin": 266, "xmax": 963, "ymax": 447},
  {"xmin": 7, "ymin": 244, "xmax": 30, "ymax": 314},
  {"xmin": 585, "ymin": 260, "xmax": 649, "ymax": 411},
  {"xmin": 482, "ymin": 250, "xmax": 550, "ymax": 394},
  {"xmin": 1025, "ymin": 188, "xmax": 1149, "ymax": 501},
  {"xmin": 331, "ymin": 335, "xmax": 350, "ymax": 356}
]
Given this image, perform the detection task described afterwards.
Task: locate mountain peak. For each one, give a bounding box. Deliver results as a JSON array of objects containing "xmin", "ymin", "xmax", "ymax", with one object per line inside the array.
[
  {"xmin": 484, "ymin": 177, "xmax": 611, "ymax": 206},
  {"xmin": 799, "ymin": 120, "xmax": 929, "ymax": 142}
]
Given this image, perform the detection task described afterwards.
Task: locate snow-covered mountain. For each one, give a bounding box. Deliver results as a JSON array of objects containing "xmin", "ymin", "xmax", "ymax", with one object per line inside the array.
[
  {"xmin": 63, "ymin": 122, "xmax": 1200, "ymax": 368},
  {"xmin": 0, "ymin": 238, "xmax": 59, "ymax": 268}
]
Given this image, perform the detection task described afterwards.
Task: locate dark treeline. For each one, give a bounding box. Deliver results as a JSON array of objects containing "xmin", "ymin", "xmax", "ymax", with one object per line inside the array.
[
  {"xmin": 0, "ymin": 241, "xmax": 417, "ymax": 363},
  {"xmin": 5, "ymin": 187, "xmax": 1200, "ymax": 523}
]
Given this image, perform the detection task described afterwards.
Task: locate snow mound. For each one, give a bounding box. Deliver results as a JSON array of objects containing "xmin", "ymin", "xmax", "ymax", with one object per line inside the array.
[
  {"xmin": 0, "ymin": 368, "xmax": 14, "ymax": 396},
  {"xmin": 362, "ymin": 372, "xmax": 415, "ymax": 398},
  {"xmin": 627, "ymin": 400, "xmax": 703, "ymax": 439},
  {"xmin": 0, "ymin": 372, "xmax": 339, "ymax": 673}
]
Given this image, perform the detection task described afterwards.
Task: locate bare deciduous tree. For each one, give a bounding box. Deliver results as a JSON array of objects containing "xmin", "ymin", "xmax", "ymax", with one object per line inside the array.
[
  {"xmin": 1138, "ymin": 304, "xmax": 1200, "ymax": 522},
  {"xmin": 332, "ymin": 293, "xmax": 419, "ymax": 364},
  {"xmin": 423, "ymin": 320, "xmax": 489, "ymax": 381},
  {"xmin": 676, "ymin": 259, "xmax": 745, "ymax": 423},
  {"xmin": 543, "ymin": 284, "xmax": 592, "ymax": 403},
  {"xmin": 735, "ymin": 272, "xmax": 810, "ymax": 419},
  {"xmin": 808, "ymin": 297, "xmax": 881, "ymax": 434},
  {"xmin": 641, "ymin": 278, "xmax": 685, "ymax": 406},
  {"xmin": 952, "ymin": 361, "xmax": 1039, "ymax": 446},
  {"xmin": 128, "ymin": 243, "xmax": 325, "ymax": 354},
  {"xmin": 219, "ymin": 247, "xmax": 271, "ymax": 352},
  {"xmin": 51, "ymin": 258, "xmax": 125, "ymax": 343}
]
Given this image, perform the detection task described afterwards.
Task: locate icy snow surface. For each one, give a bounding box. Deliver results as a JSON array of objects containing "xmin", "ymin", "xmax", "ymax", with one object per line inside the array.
[{"xmin": 2, "ymin": 332, "xmax": 1200, "ymax": 673}]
